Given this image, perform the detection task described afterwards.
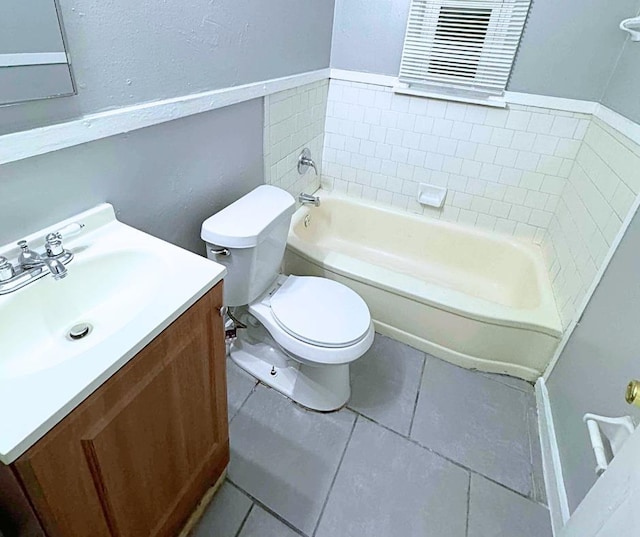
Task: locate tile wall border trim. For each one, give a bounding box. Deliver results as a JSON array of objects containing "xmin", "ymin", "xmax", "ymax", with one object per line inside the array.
[{"xmin": 0, "ymin": 68, "xmax": 330, "ymax": 166}]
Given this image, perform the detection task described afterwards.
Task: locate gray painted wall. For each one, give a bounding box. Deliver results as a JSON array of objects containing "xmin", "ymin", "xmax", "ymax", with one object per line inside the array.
[
  {"xmin": 547, "ymin": 206, "xmax": 640, "ymax": 512},
  {"xmin": 331, "ymin": 0, "xmax": 410, "ymax": 77},
  {"xmin": 331, "ymin": 0, "xmax": 637, "ymax": 103},
  {"xmin": 602, "ymin": 35, "xmax": 640, "ymax": 124},
  {"xmin": 0, "ymin": 0, "xmax": 335, "ymax": 135},
  {"xmin": 0, "ymin": 99, "xmax": 263, "ymax": 253},
  {"xmin": 508, "ymin": 0, "xmax": 637, "ymax": 101}
]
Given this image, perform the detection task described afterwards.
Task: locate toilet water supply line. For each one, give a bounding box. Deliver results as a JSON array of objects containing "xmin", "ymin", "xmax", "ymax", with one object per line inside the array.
[{"xmin": 224, "ymin": 307, "xmax": 247, "ymax": 342}]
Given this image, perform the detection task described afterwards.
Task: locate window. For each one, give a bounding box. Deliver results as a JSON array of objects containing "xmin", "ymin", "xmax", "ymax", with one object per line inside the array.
[{"xmin": 397, "ymin": 0, "xmax": 531, "ymax": 107}]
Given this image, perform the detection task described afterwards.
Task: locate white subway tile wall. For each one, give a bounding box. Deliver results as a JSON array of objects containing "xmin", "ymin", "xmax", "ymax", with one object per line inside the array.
[
  {"xmin": 264, "ymin": 80, "xmax": 329, "ymax": 199},
  {"xmin": 322, "ymin": 79, "xmax": 589, "ymax": 244},
  {"xmin": 542, "ymin": 119, "xmax": 640, "ymax": 326}
]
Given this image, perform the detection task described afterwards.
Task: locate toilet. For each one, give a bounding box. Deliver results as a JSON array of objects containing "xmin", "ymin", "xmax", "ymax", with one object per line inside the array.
[{"xmin": 201, "ymin": 185, "xmax": 374, "ymax": 411}]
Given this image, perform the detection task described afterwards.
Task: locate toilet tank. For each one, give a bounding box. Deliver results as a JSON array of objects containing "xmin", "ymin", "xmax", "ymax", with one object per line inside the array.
[{"xmin": 201, "ymin": 185, "xmax": 296, "ymax": 306}]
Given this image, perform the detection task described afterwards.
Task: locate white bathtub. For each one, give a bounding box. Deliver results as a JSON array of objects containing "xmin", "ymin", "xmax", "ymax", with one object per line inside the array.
[{"xmin": 283, "ymin": 191, "xmax": 562, "ymax": 381}]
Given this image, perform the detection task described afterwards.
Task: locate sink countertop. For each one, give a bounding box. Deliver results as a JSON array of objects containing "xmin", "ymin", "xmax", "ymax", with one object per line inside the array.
[{"xmin": 0, "ymin": 204, "xmax": 226, "ymax": 464}]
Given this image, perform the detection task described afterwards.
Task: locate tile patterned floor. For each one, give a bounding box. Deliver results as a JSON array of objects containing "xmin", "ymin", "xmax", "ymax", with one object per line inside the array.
[{"xmin": 192, "ymin": 334, "xmax": 552, "ymax": 537}]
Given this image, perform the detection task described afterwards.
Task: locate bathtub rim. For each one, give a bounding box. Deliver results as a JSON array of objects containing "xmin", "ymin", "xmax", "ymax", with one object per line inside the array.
[{"xmin": 287, "ymin": 190, "xmax": 563, "ymax": 338}]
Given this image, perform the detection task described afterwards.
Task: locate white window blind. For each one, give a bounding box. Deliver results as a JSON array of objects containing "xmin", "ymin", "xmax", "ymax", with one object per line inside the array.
[{"xmin": 397, "ymin": 0, "xmax": 531, "ymax": 106}]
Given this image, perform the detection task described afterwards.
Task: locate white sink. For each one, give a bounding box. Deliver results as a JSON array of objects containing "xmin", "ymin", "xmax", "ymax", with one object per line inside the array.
[
  {"xmin": 0, "ymin": 250, "xmax": 165, "ymax": 379},
  {"xmin": 0, "ymin": 204, "xmax": 226, "ymax": 463}
]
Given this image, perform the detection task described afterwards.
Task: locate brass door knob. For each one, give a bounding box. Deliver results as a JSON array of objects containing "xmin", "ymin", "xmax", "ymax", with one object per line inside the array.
[{"xmin": 625, "ymin": 380, "xmax": 640, "ymax": 406}]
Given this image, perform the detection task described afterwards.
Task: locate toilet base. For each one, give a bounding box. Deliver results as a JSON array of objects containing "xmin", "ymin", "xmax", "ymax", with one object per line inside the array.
[{"xmin": 230, "ymin": 331, "xmax": 351, "ymax": 412}]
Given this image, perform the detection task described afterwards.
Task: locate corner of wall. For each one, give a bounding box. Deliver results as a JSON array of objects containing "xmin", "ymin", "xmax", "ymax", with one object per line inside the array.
[
  {"xmin": 541, "ymin": 114, "xmax": 640, "ymax": 329},
  {"xmin": 264, "ymin": 79, "xmax": 330, "ymax": 200}
]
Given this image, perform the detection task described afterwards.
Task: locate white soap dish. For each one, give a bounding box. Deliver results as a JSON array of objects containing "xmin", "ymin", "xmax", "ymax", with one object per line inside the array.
[{"xmin": 418, "ymin": 183, "xmax": 447, "ymax": 208}]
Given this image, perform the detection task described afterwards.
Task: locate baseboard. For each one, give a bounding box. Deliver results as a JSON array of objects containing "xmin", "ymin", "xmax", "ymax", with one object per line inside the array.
[{"xmin": 536, "ymin": 378, "xmax": 570, "ymax": 534}]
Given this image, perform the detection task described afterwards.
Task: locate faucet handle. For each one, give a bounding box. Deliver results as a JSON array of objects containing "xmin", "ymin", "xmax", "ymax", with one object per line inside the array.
[
  {"xmin": 0, "ymin": 256, "xmax": 15, "ymax": 282},
  {"xmin": 44, "ymin": 222, "xmax": 84, "ymax": 257},
  {"xmin": 17, "ymin": 240, "xmax": 39, "ymax": 266},
  {"xmin": 45, "ymin": 233, "xmax": 64, "ymax": 257},
  {"xmin": 18, "ymin": 241, "xmax": 40, "ymax": 267},
  {"xmin": 298, "ymin": 148, "xmax": 319, "ymax": 176},
  {"xmin": 56, "ymin": 222, "xmax": 84, "ymax": 238}
]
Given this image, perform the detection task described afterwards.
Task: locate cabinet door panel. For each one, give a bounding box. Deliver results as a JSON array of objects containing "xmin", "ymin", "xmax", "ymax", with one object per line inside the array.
[{"xmin": 14, "ymin": 283, "xmax": 228, "ymax": 537}]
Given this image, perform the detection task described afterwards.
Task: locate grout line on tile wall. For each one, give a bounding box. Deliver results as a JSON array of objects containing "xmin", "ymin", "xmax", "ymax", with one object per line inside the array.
[
  {"xmin": 408, "ymin": 353, "xmax": 429, "ymax": 437},
  {"xmin": 233, "ymin": 502, "xmax": 254, "ymax": 537},
  {"xmin": 311, "ymin": 413, "xmax": 359, "ymax": 537},
  {"xmin": 227, "ymin": 478, "xmax": 310, "ymax": 537}
]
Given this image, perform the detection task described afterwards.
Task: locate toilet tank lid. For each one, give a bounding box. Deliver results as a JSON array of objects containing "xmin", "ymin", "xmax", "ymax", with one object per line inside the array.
[{"xmin": 201, "ymin": 185, "xmax": 296, "ymax": 248}]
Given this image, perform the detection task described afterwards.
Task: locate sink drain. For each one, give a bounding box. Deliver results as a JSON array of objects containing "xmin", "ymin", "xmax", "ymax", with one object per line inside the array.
[{"xmin": 68, "ymin": 323, "xmax": 93, "ymax": 340}]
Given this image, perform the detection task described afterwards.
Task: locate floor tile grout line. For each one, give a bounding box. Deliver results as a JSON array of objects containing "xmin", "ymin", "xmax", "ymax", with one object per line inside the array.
[
  {"xmin": 409, "ymin": 353, "xmax": 429, "ymax": 438},
  {"xmin": 233, "ymin": 502, "xmax": 255, "ymax": 537},
  {"xmin": 479, "ymin": 372, "xmax": 535, "ymax": 394},
  {"xmin": 227, "ymin": 478, "xmax": 310, "ymax": 537},
  {"xmin": 355, "ymin": 411, "xmax": 548, "ymax": 509},
  {"xmin": 311, "ymin": 413, "xmax": 359, "ymax": 537},
  {"xmin": 228, "ymin": 379, "xmax": 260, "ymax": 423}
]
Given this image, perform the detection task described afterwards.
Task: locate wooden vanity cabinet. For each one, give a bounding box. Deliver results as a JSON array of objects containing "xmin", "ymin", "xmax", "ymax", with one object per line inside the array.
[{"xmin": 11, "ymin": 282, "xmax": 229, "ymax": 537}]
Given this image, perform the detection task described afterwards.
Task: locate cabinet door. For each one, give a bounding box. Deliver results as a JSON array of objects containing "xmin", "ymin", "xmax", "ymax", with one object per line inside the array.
[{"xmin": 14, "ymin": 283, "xmax": 228, "ymax": 537}]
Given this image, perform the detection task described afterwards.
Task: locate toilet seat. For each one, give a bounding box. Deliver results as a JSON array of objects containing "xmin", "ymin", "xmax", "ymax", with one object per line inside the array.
[
  {"xmin": 270, "ymin": 276, "xmax": 371, "ymax": 348},
  {"xmin": 247, "ymin": 275, "xmax": 375, "ymax": 365}
]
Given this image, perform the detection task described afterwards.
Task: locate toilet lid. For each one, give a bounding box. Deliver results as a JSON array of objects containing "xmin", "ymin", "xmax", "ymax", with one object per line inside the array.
[{"xmin": 270, "ymin": 276, "xmax": 371, "ymax": 348}]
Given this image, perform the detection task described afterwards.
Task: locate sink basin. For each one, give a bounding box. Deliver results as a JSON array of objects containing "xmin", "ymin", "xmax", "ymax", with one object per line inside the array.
[
  {"xmin": 0, "ymin": 203, "xmax": 226, "ymax": 464},
  {"xmin": 0, "ymin": 250, "xmax": 165, "ymax": 379}
]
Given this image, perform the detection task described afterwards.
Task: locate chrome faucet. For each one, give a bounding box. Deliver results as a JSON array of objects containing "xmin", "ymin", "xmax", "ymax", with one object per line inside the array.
[
  {"xmin": 298, "ymin": 148, "xmax": 318, "ymax": 176},
  {"xmin": 299, "ymin": 192, "xmax": 321, "ymax": 207},
  {"xmin": 0, "ymin": 223, "xmax": 83, "ymax": 294},
  {"xmin": 18, "ymin": 239, "xmax": 68, "ymax": 280}
]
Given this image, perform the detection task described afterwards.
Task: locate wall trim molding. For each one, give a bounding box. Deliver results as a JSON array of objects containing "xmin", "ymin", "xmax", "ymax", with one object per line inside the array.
[
  {"xmin": 536, "ymin": 378, "xmax": 570, "ymax": 535},
  {"xmin": 504, "ymin": 91, "xmax": 598, "ymax": 115},
  {"xmin": 330, "ymin": 68, "xmax": 397, "ymax": 87},
  {"xmin": 595, "ymin": 104, "xmax": 640, "ymax": 146},
  {"xmin": 0, "ymin": 68, "xmax": 330, "ymax": 166}
]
